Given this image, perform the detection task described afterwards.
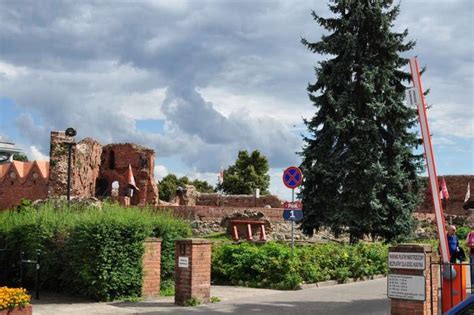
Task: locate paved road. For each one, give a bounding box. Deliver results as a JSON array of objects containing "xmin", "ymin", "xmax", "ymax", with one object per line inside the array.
[{"xmin": 32, "ymin": 278, "xmax": 389, "ymax": 315}]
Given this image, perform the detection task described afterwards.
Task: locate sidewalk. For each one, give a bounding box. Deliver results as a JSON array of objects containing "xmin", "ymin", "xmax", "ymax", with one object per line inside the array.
[
  {"xmin": 31, "ymin": 278, "xmax": 389, "ymax": 315},
  {"xmin": 31, "ymin": 285, "xmax": 287, "ymax": 315}
]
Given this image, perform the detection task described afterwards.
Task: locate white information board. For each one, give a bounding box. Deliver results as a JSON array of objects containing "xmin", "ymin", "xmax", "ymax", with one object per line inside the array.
[
  {"xmin": 178, "ymin": 256, "xmax": 189, "ymax": 268},
  {"xmin": 388, "ymin": 252, "xmax": 425, "ymax": 270},
  {"xmin": 387, "ymin": 274, "xmax": 425, "ymax": 301}
]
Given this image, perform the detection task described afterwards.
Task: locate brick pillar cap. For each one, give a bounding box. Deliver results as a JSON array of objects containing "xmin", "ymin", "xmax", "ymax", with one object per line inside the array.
[
  {"xmin": 389, "ymin": 243, "xmax": 433, "ymax": 252},
  {"xmin": 175, "ymin": 238, "xmax": 213, "ymax": 244},
  {"xmin": 145, "ymin": 237, "xmax": 162, "ymax": 243}
]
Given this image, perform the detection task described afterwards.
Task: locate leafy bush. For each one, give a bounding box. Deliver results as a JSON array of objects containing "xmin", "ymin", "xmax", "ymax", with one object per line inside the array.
[
  {"xmin": 212, "ymin": 242, "xmax": 388, "ymax": 290},
  {"xmin": 456, "ymin": 226, "xmax": 470, "ymax": 241},
  {"xmin": 212, "ymin": 242, "xmax": 302, "ymax": 289},
  {"xmin": 185, "ymin": 296, "xmax": 202, "ymax": 306},
  {"xmin": 0, "ymin": 202, "xmax": 191, "ymax": 301}
]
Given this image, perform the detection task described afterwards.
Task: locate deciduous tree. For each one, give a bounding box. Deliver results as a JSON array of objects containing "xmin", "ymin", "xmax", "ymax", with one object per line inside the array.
[{"xmin": 217, "ymin": 150, "xmax": 270, "ymax": 195}]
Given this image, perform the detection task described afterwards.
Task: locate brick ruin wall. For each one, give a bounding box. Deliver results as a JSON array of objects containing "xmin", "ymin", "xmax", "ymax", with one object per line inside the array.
[
  {"xmin": 0, "ymin": 131, "xmax": 159, "ymax": 210},
  {"xmin": 100, "ymin": 144, "xmax": 158, "ymax": 206},
  {"xmin": 72, "ymin": 138, "xmax": 102, "ymax": 197},
  {"xmin": 48, "ymin": 132, "xmax": 103, "ymax": 198},
  {"xmin": 49, "ymin": 132, "xmax": 158, "ymax": 205},
  {"xmin": 48, "ymin": 131, "xmax": 75, "ymax": 197},
  {"xmin": 160, "ymin": 205, "xmax": 285, "ymax": 223},
  {"xmin": 417, "ymin": 175, "xmax": 473, "ymax": 215},
  {"xmin": 195, "ymin": 193, "xmax": 282, "ymax": 208}
]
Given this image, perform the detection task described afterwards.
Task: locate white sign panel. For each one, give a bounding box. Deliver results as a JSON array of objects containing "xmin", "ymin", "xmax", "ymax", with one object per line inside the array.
[
  {"xmin": 178, "ymin": 256, "xmax": 189, "ymax": 268},
  {"xmin": 387, "ymin": 274, "xmax": 426, "ymax": 301},
  {"xmin": 388, "ymin": 252, "xmax": 425, "ymax": 270}
]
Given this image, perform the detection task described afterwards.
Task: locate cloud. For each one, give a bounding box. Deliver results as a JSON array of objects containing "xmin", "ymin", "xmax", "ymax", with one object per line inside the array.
[
  {"xmin": 199, "ymin": 86, "xmax": 314, "ymax": 124},
  {"xmin": 28, "ymin": 145, "xmax": 49, "ymax": 161},
  {"xmin": 15, "ymin": 113, "xmax": 50, "ymax": 153},
  {"xmin": 0, "ymin": 0, "xmax": 472, "ymax": 191},
  {"xmin": 154, "ymin": 165, "xmax": 168, "ymax": 181}
]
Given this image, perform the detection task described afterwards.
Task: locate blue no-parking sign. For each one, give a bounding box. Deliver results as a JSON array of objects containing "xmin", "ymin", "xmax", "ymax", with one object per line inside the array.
[{"xmin": 282, "ymin": 166, "xmax": 303, "ymax": 189}]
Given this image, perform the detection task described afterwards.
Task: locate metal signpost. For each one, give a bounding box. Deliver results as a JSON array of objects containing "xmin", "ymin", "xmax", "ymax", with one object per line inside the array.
[{"xmin": 282, "ymin": 166, "xmax": 303, "ymax": 251}]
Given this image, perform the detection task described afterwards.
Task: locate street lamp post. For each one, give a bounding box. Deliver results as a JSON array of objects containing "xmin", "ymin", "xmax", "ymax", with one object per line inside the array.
[{"xmin": 65, "ymin": 127, "xmax": 77, "ymax": 207}]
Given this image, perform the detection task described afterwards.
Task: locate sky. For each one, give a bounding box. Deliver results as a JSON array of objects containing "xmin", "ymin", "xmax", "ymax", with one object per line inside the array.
[{"xmin": 0, "ymin": 0, "xmax": 473, "ymax": 201}]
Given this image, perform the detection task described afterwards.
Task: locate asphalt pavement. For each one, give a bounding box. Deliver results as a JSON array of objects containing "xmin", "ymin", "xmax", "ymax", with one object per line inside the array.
[{"xmin": 32, "ymin": 278, "xmax": 390, "ymax": 315}]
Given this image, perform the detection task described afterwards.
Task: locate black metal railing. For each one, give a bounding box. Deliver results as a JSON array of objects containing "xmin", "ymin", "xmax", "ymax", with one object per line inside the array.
[{"xmin": 19, "ymin": 250, "xmax": 41, "ymax": 300}]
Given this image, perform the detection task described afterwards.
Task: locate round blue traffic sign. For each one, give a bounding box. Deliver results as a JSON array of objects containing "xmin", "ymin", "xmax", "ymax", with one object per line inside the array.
[{"xmin": 282, "ymin": 166, "xmax": 303, "ymax": 189}]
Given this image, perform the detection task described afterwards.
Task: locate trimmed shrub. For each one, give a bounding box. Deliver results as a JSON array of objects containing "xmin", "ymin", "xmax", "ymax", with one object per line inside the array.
[
  {"xmin": 212, "ymin": 242, "xmax": 388, "ymax": 290},
  {"xmin": 0, "ymin": 202, "xmax": 191, "ymax": 301}
]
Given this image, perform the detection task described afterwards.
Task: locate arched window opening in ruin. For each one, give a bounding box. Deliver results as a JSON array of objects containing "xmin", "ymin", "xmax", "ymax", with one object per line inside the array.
[
  {"xmin": 111, "ymin": 181, "xmax": 119, "ymax": 197},
  {"xmin": 109, "ymin": 150, "xmax": 115, "ymax": 170},
  {"xmin": 95, "ymin": 178, "xmax": 109, "ymax": 198}
]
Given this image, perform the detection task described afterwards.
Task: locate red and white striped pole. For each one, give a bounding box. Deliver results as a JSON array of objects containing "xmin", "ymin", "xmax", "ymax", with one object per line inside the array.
[{"xmin": 409, "ymin": 57, "xmax": 449, "ymax": 264}]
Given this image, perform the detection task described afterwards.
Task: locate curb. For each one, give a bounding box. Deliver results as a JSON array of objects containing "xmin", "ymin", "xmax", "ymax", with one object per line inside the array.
[{"xmin": 299, "ymin": 274, "xmax": 386, "ymax": 290}]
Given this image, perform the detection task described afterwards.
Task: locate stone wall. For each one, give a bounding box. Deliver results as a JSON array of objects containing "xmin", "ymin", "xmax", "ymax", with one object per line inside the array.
[
  {"xmin": 48, "ymin": 131, "xmax": 75, "ymax": 197},
  {"xmin": 158, "ymin": 205, "xmax": 330, "ymax": 241},
  {"xmin": 196, "ymin": 193, "xmax": 282, "ymax": 208},
  {"xmin": 158, "ymin": 205, "xmax": 285, "ymax": 222},
  {"xmin": 48, "ymin": 132, "xmax": 103, "ymax": 199}
]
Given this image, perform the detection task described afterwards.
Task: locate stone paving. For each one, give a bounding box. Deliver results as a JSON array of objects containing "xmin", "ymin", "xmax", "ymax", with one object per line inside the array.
[{"xmin": 31, "ymin": 278, "xmax": 390, "ymax": 315}]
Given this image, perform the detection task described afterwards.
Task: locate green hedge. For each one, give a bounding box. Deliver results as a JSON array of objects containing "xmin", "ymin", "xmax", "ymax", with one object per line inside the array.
[
  {"xmin": 212, "ymin": 242, "xmax": 388, "ymax": 290},
  {"xmin": 0, "ymin": 202, "xmax": 191, "ymax": 301}
]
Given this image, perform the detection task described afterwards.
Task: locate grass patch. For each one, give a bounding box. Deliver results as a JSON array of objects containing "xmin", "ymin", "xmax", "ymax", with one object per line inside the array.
[
  {"xmin": 160, "ymin": 279, "xmax": 175, "ymax": 296},
  {"xmin": 202, "ymin": 232, "xmax": 231, "ymax": 241}
]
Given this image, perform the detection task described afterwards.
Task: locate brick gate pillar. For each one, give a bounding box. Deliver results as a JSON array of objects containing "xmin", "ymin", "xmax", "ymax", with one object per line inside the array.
[
  {"xmin": 388, "ymin": 244, "xmax": 438, "ymax": 315},
  {"xmin": 142, "ymin": 237, "xmax": 161, "ymax": 298},
  {"xmin": 174, "ymin": 239, "xmax": 212, "ymax": 305}
]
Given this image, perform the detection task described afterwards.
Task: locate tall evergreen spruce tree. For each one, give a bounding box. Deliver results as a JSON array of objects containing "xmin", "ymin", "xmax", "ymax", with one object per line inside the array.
[{"xmin": 300, "ymin": 0, "xmax": 423, "ymax": 243}]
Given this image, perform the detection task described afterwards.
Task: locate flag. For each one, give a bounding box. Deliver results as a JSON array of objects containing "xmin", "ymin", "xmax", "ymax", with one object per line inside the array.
[
  {"xmin": 218, "ymin": 167, "xmax": 224, "ymax": 184},
  {"xmin": 465, "ymin": 182, "xmax": 471, "ymax": 203},
  {"xmin": 127, "ymin": 164, "xmax": 139, "ymax": 190},
  {"xmin": 441, "ymin": 177, "xmax": 449, "ymax": 200}
]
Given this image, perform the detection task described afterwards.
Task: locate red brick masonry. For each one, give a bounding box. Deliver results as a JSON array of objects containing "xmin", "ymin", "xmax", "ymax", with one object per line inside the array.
[
  {"xmin": 389, "ymin": 244, "xmax": 438, "ymax": 315},
  {"xmin": 174, "ymin": 239, "xmax": 212, "ymax": 305},
  {"xmin": 142, "ymin": 238, "xmax": 161, "ymax": 298},
  {"xmin": 0, "ymin": 305, "xmax": 33, "ymax": 315}
]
